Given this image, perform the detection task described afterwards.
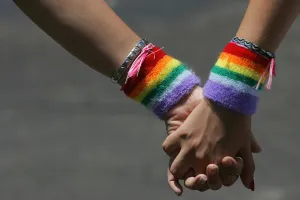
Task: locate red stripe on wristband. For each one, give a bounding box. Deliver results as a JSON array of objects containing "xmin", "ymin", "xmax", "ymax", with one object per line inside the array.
[{"xmin": 223, "ymin": 42, "xmax": 270, "ymax": 66}]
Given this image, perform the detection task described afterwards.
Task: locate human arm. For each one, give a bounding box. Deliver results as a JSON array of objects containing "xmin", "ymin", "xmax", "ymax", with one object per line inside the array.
[
  {"xmin": 14, "ymin": 0, "xmax": 244, "ymax": 195},
  {"xmin": 13, "ymin": 0, "xmax": 140, "ymax": 80},
  {"xmin": 163, "ymin": 0, "xmax": 300, "ymax": 192}
]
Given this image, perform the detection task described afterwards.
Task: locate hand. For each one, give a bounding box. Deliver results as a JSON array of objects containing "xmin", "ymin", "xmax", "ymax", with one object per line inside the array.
[{"xmin": 163, "ymin": 86, "xmax": 261, "ymax": 195}]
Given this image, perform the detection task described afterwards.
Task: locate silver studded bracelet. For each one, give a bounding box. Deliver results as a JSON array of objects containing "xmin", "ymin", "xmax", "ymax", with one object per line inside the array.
[{"xmin": 111, "ymin": 39, "xmax": 149, "ymax": 85}]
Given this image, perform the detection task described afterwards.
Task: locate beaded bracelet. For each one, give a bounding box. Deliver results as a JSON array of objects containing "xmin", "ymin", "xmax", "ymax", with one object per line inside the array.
[{"xmin": 203, "ymin": 37, "xmax": 276, "ymax": 115}]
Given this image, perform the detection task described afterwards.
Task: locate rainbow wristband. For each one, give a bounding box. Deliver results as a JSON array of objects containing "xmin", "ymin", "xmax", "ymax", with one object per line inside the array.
[
  {"xmin": 203, "ymin": 41, "xmax": 272, "ymax": 115},
  {"xmin": 122, "ymin": 46, "xmax": 200, "ymax": 119}
]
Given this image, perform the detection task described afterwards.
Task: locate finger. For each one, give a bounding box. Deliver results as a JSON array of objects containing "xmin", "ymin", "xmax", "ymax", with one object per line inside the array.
[
  {"xmin": 235, "ymin": 157, "xmax": 243, "ymax": 175},
  {"xmin": 240, "ymin": 146, "xmax": 255, "ymax": 191},
  {"xmin": 183, "ymin": 169, "xmax": 197, "ymax": 190},
  {"xmin": 162, "ymin": 133, "xmax": 181, "ymax": 156},
  {"xmin": 183, "ymin": 168, "xmax": 195, "ymax": 179},
  {"xmin": 221, "ymin": 156, "xmax": 243, "ymax": 175},
  {"xmin": 220, "ymin": 156, "xmax": 242, "ymax": 187},
  {"xmin": 250, "ymin": 133, "xmax": 262, "ymax": 153},
  {"xmin": 221, "ymin": 156, "xmax": 238, "ymax": 175},
  {"xmin": 185, "ymin": 174, "xmax": 209, "ymax": 192},
  {"xmin": 206, "ymin": 164, "xmax": 222, "ymax": 190},
  {"xmin": 196, "ymin": 174, "xmax": 209, "ymax": 192},
  {"xmin": 168, "ymin": 167, "xmax": 183, "ymax": 196},
  {"xmin": 184, "ymin": 176, "xmax": 198, "ymax": 190},
  {"xmin": 189, "ymin": 159, "xmax": 209, "ymax": 191},
  {"xmin": 169, "ymin": 149, "xmax": 191, "ymax": 178}
]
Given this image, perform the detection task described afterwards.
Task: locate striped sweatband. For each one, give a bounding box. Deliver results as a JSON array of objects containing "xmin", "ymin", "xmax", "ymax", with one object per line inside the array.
[
  {"xmin": 121, "ymin": 45, "xmax": 200, "ymax": 119},
  {"xmin": 203, "ymin": 38, "xmax": 275, "ymax": 115}
]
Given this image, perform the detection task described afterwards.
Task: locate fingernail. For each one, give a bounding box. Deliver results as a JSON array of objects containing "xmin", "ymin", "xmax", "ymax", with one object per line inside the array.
[{"xmin": 250, "ymin": 179, "xmax": 255, "ymax": 191}]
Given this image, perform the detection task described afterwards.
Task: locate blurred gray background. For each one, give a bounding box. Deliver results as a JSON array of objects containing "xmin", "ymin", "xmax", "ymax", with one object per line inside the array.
[{"xmin": 1, "ymin": 0, "xmax": 300, "ymax": 199}]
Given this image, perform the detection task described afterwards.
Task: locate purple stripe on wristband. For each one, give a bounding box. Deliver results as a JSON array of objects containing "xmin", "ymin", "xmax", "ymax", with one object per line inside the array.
[
  {"xmin": 153, "ymin": 74, "xmax": 200, "ymax": 118},
  {"xmin": 203, "ymin": 80, "xmax": 258, "ymax": 115}
]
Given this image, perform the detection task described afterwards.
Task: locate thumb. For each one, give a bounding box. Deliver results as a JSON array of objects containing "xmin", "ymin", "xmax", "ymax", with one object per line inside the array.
[{"xmin": 250, "ymin": 132, "xmax": 262, "ymax": 153}]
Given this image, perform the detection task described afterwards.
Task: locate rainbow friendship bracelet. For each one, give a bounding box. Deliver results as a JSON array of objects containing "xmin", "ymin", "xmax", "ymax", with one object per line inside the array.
[
  {"xmin": 203, "ymin": 40, "xmax": 274, "ymax": 115},
  {"xmin": 122, "ymin": 46, "xmax": 200, "ymax": 119}
]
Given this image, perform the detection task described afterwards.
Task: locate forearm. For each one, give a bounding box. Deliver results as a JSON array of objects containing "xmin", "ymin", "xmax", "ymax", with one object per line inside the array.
[
  {"xmin": 203, "ymin": 0, "xmax": 299, "ymax": 115},
  {"xmin": 14, "ymin": 0, "xmax": 201, "ymax": 118},
  {"xmin": 236, "ymin": 0, "xmax": 300, "ymax": 52},
  {"xmin": 13, "ymin": 0, "xmax": 140, "ymax": 77}
]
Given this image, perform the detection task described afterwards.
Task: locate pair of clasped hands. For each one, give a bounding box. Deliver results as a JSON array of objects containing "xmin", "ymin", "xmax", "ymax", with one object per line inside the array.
[{"xmin": 162, "ymin": 86, "xmax": 261, "ymax": 195}]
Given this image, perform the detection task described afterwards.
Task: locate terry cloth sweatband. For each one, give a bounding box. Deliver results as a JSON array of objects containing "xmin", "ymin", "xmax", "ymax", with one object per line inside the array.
[
  {"xmin": 203, "ymin": 37, "xmax": 276, "ymax": 115},
  {"xmin": 121, "ymin": 43, "xmax": 201, "ymax": 119}
]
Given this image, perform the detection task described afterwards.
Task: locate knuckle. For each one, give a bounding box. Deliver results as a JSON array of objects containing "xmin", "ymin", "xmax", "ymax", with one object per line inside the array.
[
  {"xmin": 162, "ymin": 142, "xmax": 169, "ymax": 152},
  {"xmin": 179, "ymin": 131, "xmax": 190, "ymax": 140},
  {"xmin": 207, "ymin": 163, "xmax": 218, "ymax": 170},
  {"xmin": 190, "ymin": 140, "xmax": 203, "ymax": 155},
  {"xmin": 207, "ymin": 164, "xmax": 219, "ymax": 176},
  {"xmin": 189, "ymin": 140, "xmax": 199, "ymax": 149},
  {"xmin": 195, "ymin": 152, "xmax": 206, "ymax": 161},
  {"xmin": 177, "ymin": 128, "xmax": 193, "ymax": 140}
]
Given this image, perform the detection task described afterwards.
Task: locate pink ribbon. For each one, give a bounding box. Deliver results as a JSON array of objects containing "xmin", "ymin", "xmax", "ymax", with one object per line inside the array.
[
  {"xmin": 125, "ymin": 43, "xmax": 155, "ymax": 84},
  {"xmin": 255, "ymin": 58, "xmax": 276, "ymax": 90}
]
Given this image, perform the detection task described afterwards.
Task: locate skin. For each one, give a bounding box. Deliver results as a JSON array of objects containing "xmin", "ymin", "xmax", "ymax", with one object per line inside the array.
[
  {"xmin": 163, "ymin": 0, "xmax": 300, "ymax": 194},
  {"xmin": 12, "ymin": 0, "xmax": 300, "ymax": 196},
  {"xmin": 236, "ymin": 0, "xmax": 300, "ymax": 52},
  {"xmin": 165, "ymin": 86, "xmax": 261, "ymax": 195},
  {"xmin": 13, "ymin": 0, "xmax": 140, "ymax": 78},
  {"xmin": 12, "ymin": 0, "xmax": 243, "ymax": 194}
]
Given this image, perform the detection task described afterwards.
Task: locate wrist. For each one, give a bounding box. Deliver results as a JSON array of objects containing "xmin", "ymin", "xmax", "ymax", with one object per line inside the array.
[
  {"xmin": 165, "ymin": 86, "xmax": 202, "ymax": 120},
  {"xmin": 235, "ymin": 33, "xmax": 277, "ymax": 53},
  {"xmin": 204, "ymin": 97, "xmax": 250, "ymax": 117},
  {"xmin": 111, "ymin": 38, "xmax": 148, "ymax": 85},
  {"xmin": 113, "ymin": 35, "xmax": 141, "ymax": 74},
  {"xmin": 203, "ymin": 37, "xmax": 276, "ymax": 115},
  {"xmin": 119, "ymin": 42, "xmax": 201, "ymax": 119}
]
